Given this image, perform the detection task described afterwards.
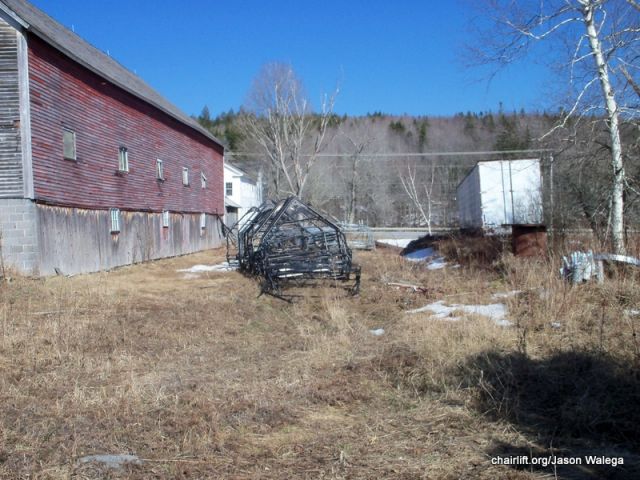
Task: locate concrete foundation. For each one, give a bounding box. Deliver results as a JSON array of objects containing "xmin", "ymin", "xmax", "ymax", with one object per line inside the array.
[
  {"xmin": 0, "ymin": 201, "xmax": 223, "ymax": 276},
  {"xmin": 0, "ymin": 198, "xmax": 39, "ymax": 273}
]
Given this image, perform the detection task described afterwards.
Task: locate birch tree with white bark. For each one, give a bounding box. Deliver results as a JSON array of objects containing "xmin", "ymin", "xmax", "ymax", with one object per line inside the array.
[
  {"xmin": 399, "ymin": 160, "xmax": 438, "ymax": 234},
  {"xmin": 471, "ymin": 0, "xmax": 640, "ymax": 254}
]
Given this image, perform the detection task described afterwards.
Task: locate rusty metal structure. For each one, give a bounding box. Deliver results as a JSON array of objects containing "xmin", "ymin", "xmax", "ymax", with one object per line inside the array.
[{"xmin": 234, "ymin": 197, "xmax": 361, "ymax": 298}]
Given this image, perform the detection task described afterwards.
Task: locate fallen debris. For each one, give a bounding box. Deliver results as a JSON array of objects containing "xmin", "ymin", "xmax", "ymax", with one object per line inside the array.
[
  {"xmin": 561, "ymin": 251, "xmax": 602, "ymax": 284},
  {"xmin": 407, "ymin": 300, "xmax": 511, "ymax": 326},
  {"xmin": 78, "ymin": 454, "xmax": 142, "ymax": 470},
  {"xmin": 386, "ymin": 281, "xmax": 429, "ymax": 293},
  {"xmin": 596, "ymin": 253, "xmax": 640, "ymax": 267},
  {"xmin": 369, "ymin": 328, "xmax": 385, "ymax": 336},
  {"xmin": 561, "ymin": 251, "xmax": 640, "ymax": 284}
]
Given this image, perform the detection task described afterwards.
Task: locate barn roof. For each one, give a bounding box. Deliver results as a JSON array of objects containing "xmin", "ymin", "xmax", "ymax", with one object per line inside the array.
[{"xmin": 0, "ymin": 0, "xmax": 223, "ymax": 149}]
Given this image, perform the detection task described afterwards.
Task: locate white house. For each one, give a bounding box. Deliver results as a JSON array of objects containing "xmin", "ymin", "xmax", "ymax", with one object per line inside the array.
[{"xmin": 223, "ymin": 162, "xmax": 262, "ymax": 227}]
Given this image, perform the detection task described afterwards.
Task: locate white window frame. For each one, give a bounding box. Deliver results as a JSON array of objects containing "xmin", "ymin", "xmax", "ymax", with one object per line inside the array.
[
  {"xmin": 110, "ymin": 208, "xmax": 120, "ymax": 233},
  {"xmin": 118, "ymin": 147, "xmax": 129, "ymax": 172},
  {"xmin": 201, "ymin": 172, "xmax": 207, "ymax": 189},
  {"xmin": 162, "ymin": 210, "xmax": 170, "ymax": 228},
  {"xmin": 225, "ymin": 182, "xmax": 233, "ymax": 196},
  {"xmin": 200, "ymin": 212, "xmax": 206, "ymax": 230},
  {"xmin": 63, "ymin": 128, "xmax": 76, "ymax": 161},
  {"xmin": 156, "ymin": 159, "xmax": 164, "ymax": 181},
  {"xmin": 182, "ymin": 167, "xmax": 190, "ymax": 186}
]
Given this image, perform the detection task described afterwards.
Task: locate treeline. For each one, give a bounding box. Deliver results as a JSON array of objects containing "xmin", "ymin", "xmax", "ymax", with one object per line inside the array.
[{"xmin": 195, "ymin": 107, "xmax": 640, "ymax": 233}]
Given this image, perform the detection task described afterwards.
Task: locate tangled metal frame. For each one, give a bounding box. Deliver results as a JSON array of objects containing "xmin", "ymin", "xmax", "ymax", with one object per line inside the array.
[{"xmin": 234, "ymin": 196, "xmax": 361, "ymax": 299}]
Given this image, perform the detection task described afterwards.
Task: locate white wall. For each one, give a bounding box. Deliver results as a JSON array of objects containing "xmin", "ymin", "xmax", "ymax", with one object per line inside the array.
[{"xmin": 224, "ymin": 164, "xmax": 262, "ymax": 225}]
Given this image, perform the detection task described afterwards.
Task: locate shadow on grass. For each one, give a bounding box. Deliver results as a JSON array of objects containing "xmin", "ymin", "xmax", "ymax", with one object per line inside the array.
[{"xmin": 464, "ymin": 350, "xmax": 640, "ymax": 479}]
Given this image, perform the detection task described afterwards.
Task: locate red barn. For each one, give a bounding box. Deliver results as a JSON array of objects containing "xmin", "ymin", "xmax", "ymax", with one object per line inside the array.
[{"xmin": 0, "ymin": 0, "xmax": 225, "ymax": 275}]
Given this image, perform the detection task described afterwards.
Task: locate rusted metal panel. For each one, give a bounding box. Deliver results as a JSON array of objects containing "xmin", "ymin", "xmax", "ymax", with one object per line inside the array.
[
  {"xmin": 0, "ymin": 18, "xmax": 22, "ymax": 198},
  {"xmin": 512, "ymin": 224, "xmax": 547, "ymax": 257},
  {"xmin": 27, "ymin": 36, "xmax": 224, "ymax": 215}
]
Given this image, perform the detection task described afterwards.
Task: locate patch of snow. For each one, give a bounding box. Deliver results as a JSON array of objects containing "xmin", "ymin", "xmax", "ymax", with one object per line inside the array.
[
  {"xmin": 369, "ymin": 328, "xmax": 385, "ymax": 336},
  {"xmin": 78, "ymin": 454, "xmax": 142, "ymax": 469},
  {"xmin": 491, "ymin": 290, "xmax": 523, "ymax": 300},
  {"xmin": 495, "ymin": 319, "xmax": 513, "ymax": 327},
  {"xmin": 399, "ymin": 246, "xmax": 450, "ymax": 270},
  {"xmin": 377, "ymin": 238, "xmax": 413, "ymax": 248},
  {"xmin": 407, "ymin": 300, "xmax": 510, "ymax": 326},
  {"xmin": 426, "ymin": 258, "xmax": 447, "ymax": 270},
  {"xmin": 177, "ymin": 262, "xmax": 237, "ymax": 273},
  {"xmin": 407, "ymin": 300, "xmax": 459, "ymax": 320},
  {"xmin": 403, "ymin": 247, "xmax": 436, "ymax": 262}
]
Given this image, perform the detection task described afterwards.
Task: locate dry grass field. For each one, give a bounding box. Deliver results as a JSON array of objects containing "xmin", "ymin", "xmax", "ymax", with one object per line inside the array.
[{"xmin": 1, "ymin": 240, "xmax": 640, "ymax": 479}]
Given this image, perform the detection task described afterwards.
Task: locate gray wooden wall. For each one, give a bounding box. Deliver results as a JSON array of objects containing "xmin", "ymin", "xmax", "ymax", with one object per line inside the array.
[
  {"xmin": 0, "ymin": 18, "xmax": 22, "ymax": 198},
  {"xmin": 36, "ymin": 206, "xmax": 224, "ymax": 275}
]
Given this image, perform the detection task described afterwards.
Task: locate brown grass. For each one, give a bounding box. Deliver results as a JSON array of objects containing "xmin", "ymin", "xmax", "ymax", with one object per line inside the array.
[{"xmin": 0, "ymin": 242, "xmax": 639, "ymax": 478}]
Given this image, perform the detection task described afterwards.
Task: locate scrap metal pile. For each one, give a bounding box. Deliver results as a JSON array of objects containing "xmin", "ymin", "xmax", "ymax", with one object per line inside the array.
[{"xmin": 235, "ymin": 196, "xmax": 361, "ymax": 298}]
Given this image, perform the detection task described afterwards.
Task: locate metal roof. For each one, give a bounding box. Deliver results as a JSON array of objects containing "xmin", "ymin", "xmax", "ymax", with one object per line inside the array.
[{"xmin": 0, "ymin": 0, "xmax": 223, "ymax": 149}]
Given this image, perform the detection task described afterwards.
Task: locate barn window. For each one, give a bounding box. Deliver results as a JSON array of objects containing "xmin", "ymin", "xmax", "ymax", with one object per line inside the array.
[
  {"xmin": 200, "ymin": 212, "xmax": 206, "ymax": 229},
  {"xmin": 162, "ymin": 210, "xmax": 170, "ymax": 228},
  {"xmin": 63, "ymin": 128, "xmax": 76, "ymax": 161},
  {"xmin": 156, "ymin": 159, "xmax": 164, "ymax": 180},
  {"xmin": 118, "ymin": 147, "xmax": 129, "ymax": 172},
  {"xmin": 225, "ymin": 182, "xmax": 233, "ymax": 196},
  {"xmin": 182, "ymin": 167, "xmax": 190, "ymax": 186},
  {"xmin": 201, "ymin": 172, "xmax": 207, "ymax": 189},
  {"xmin": 110, "ymin": 208, "xmax": 120, "ymax": 233}
]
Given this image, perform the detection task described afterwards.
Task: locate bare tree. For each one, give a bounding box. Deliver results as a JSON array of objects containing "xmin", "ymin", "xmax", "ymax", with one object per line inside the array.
[
  {"xmin": 471, "ymin": 0, "xmax": 640, "ymax": 254},
  {"xmin": 240, "ymin": 62, "xmax": 337, "ymax": 199},
  {"xmin": 399, "ymin": 160, "xmax": 438, "ymax": 234},
  {"xmin": 340, "ymin": 131, "xmax": 374, "ymax": 224}
]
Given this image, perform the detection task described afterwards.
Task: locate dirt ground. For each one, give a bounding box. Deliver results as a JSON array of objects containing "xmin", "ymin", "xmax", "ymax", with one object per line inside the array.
[{"xmin": 1, "ymin": 246, "xmax": 639, "ymax": 479}]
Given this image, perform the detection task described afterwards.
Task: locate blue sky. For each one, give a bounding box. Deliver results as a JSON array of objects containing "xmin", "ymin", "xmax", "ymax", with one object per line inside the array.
[{"xmin": 29, "ymin": 0, "xmax": 552, "ymax": 117}]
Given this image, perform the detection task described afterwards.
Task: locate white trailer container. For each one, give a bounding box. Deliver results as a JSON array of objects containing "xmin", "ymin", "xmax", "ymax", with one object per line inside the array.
[{"xmin": 456, "ymin": 159, "xmax": 543, "ymax": 230}]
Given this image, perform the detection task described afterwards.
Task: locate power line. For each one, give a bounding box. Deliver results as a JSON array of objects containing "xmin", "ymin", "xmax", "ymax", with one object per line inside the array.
[{"xmin": 226, "ymin": 148, "xmax": 553, "ymax": 158}]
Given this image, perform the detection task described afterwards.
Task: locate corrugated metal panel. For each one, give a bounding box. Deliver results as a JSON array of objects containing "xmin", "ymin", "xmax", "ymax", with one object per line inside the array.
[{"xmin": 0, "ymin": 18, "xmax": 22, "ymax": 198}]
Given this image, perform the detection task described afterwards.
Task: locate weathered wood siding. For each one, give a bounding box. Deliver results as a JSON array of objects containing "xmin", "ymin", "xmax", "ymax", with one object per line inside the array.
[
  {"xmin": 27, "ymin": 35, "xmax": 224, "ymax": 214},
  {"xmin": 36, "ymin": 204, "xmax": 223, "ymax": 275},
  {"xmin": 0, "ymin": 18, "xmax": 22, "ymax": 198}
]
